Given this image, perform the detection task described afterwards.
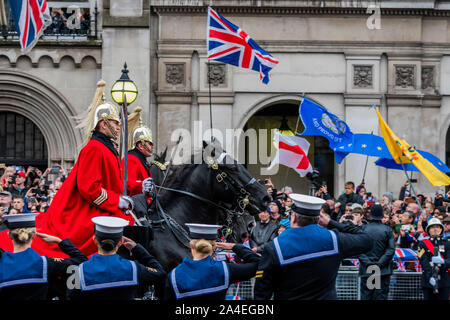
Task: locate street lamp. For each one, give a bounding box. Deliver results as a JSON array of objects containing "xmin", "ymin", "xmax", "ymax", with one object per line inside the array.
[
  {"xmin": 111, "ymin": 62, "xmax": 138, "ymax": 105},
  {"xmin": 111, "ymin": 63, "xmax": 138, "ymax": 200}
]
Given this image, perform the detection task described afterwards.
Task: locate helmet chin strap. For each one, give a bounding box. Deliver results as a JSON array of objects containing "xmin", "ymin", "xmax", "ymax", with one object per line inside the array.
[
  {"xmin": 143, "ymin": 142, "xmax": 153, "ymax": 156},
  {"xmin": 104, "ymin": 118, "xmax": 119, "ymax": 142}
]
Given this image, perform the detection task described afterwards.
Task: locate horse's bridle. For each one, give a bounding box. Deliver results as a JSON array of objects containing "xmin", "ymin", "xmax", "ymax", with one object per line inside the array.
[{"xmin": 150, "ymin": 153, "xmax": 257, "ymax": 241}]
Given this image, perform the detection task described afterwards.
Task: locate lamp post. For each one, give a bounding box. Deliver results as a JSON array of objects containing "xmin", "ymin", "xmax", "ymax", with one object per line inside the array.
[
  {"xmin": 111, "ymin": 62, "xmax": 138, "ymax": 105},
  {"xmin": 111, "ymin": 62, "xmax": 138, "ymax": 199}
]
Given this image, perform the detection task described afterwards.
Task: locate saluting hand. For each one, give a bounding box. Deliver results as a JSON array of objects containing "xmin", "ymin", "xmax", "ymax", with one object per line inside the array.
[
  {"xmin": 215, "ymin": 242, "xmax": 236, "ymax": 250},
  {"xmin": 318, "ymin": 213, "xmax": 330, "ymax": 228},
  {"xmin": 36, "ymin": 232, "xmax": 62, "ymax": 244},
  {"xmin": 121, "ymin": 236, "xmax": 137, "ymax": 251}
]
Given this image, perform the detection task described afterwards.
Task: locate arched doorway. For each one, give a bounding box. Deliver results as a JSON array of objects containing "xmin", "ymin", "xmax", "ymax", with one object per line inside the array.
[
  {"xmin": 0, "ymin": 70, "xmax": 81, "ymax": 169},
  {"xmin": 243, "ymin": 101, "xmax": 335, "ymax": 196},
  {"xmin": 0, "ymin": 112, "xmax": 48, "ymax": 169}
]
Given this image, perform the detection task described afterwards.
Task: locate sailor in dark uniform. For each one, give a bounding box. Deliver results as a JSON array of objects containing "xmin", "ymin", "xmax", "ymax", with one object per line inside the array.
[
  {"xmin": 0, "ymin": 213, "xmax": 87, "ymax": 300},
  {"xmin": 254, "ymin": 193, "xmax": 373, "ymax": 300},
  {"xmin": 417, "ymin": 217, "xmax": 450, "ymax": 300},
  {"xmin": 66, "ymin": 216, "xmax": 166, "ymax": 300},
  {"xmin": 164, "ymin": 223, "xmax": 260, "ymax": 300}
]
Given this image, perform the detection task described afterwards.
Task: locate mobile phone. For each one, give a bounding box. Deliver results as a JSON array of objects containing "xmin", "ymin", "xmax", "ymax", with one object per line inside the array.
[{"xmin": 51, "ymin": 166, "xmax": 59, "ymax": 174}]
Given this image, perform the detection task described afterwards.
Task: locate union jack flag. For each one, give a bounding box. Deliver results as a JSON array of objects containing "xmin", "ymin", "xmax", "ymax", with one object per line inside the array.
[
  {"xmin": 206, "ymin": 7, "xmax": 279, "ymax": 84},
  {"xmin": 8, "ymin": 0, "xmax": 51, "ymax": 53}
]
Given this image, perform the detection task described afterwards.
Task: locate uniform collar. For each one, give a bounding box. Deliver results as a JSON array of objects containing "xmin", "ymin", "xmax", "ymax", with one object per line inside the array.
[
  {"xmin": 91, "ymin": 131, "xmax": 118, "ymax": 157},
  {"xmin": 129, "ymin": 148, "xmax": 151, "ymax": 171}
]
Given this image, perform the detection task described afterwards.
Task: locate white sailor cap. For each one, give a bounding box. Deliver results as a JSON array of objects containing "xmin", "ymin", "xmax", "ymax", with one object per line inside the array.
[
  {"xmin": 91, "ymin": 216, "xmax": 129, "ymax": 239},
  {"xmin": 3, "ymin": 213, "xmax": 38, "ymax": 230},
  {"xmin": 289, "ymin": 193, "xmax": 326, "ymax": 217},
  {"xmin": 185, "ymin": 223, "xmax": 222, "ymax": 240}
]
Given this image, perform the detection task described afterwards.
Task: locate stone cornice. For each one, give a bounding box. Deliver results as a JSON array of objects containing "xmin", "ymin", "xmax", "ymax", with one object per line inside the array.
[
  {"xmin": 156, "ymin": 39, "xmax": 450, "ymax": 56},
  {"xmin": 152, "ymin": 6, "xmax": 450, "ymax": 17}
]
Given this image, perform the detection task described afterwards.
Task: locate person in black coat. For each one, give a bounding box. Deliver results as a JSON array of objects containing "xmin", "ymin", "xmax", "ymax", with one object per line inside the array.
[
  {"xmin": 249, "ymin": 210, "xmax": 279, "ymax": 254},
  {"xmin": 164, "ymin": 223, "xmax": 260, "ymax": 300},
  {"xmin": 335, "ymin": 181, "xmax": 365, "ymax": 219},
  {"xmin": 417, "ymin": 218, "xmax": 450, "ymax": 300},
  {"xmin": 357, "ymin": 204, "xmax": 395, "ymax": 300},
  {"xmin": 254, "ymin": 193, "xmax": 373, "ymax": 300},
  {"xmin": 66, "ymin": 216, "xmax": 166, "ymax": 300},
  {"xmin": 0, "ymin": 213, "xmax": 88, "ymax": 300}
]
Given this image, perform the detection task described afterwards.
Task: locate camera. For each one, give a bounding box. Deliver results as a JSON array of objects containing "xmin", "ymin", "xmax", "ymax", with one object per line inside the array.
[
  {"xmin": 258, "ymin": 179, "xmax": 268, "ymax": 185},
  {"xmin": 410, "ymin": 179, "xmax": 417, "ymax": 183},
  {"xmin": 344, "ymin": 215, "xmax": 354, "ymax": 221},
  {"xmin": 401, "ymin": 224, "xmax": 411, "ymax": 233},
  {"xmin": 306, "ymin": 168, "xmax": 323, "ymax": 189}
]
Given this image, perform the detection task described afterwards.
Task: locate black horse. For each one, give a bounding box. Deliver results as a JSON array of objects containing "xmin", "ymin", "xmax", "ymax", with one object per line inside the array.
[{"xmin": 131, "ymin": 140, "xmax": 270, "ymax": 272}]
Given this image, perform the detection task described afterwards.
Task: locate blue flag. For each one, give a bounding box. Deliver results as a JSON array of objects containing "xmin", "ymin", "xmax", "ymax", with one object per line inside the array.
[
  {"xmin": 298, "ymin": 97, "xmax": 354, "ymax": 150},
  {"xmin": 375, "ymin": 149, "xmax": 450, "ymax": 173},
  {"xmin": 333, "ymin": 133, "xmax": 393, "ymax": 164}
]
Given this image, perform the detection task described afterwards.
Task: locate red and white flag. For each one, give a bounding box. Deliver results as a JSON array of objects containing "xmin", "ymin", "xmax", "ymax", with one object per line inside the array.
[{"xmin": 267, "ymin": 132, "xmax": 313, "ymax": 177}]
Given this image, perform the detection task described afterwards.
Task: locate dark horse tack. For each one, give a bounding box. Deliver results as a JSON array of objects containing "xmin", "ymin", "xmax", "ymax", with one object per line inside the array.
[{"xmin": 129, "ymin": 141, "xmax": 270, "ymax": 272}]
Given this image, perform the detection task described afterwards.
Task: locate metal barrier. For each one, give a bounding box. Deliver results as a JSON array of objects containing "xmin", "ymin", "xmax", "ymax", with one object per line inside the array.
[{"xmin": 226, "ymin": 266, "xmax": 424, "ymax": 300}]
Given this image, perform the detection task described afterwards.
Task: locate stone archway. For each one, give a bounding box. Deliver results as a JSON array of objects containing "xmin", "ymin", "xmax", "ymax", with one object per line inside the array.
[
  {"xmin": 237, "ymin": 94, "xmax": 335, "ymax": 195},
  {"xmin": 0, "ymin": 69, "xmax": 81, "ymax": 168}
]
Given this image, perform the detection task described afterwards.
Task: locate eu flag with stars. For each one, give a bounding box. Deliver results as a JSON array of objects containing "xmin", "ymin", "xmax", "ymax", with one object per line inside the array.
[
  {"xmin": 298, "ymin": 97, "xmax": 354, "ymax": 150},
  {"xmin": 333, "ymin": 133, "xmax": 393, "ymax": 164}
]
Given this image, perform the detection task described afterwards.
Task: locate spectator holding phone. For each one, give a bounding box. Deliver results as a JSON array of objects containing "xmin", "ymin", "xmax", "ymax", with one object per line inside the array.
[{"xmin": 7, "ymin": 171, "xmax": 28, "ymax": 198}]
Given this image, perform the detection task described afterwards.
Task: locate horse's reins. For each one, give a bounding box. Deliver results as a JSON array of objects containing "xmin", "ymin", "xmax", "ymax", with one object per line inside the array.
[{"xmin": 150, "ymin": 150, "xmax": 256, "ymax": 244}]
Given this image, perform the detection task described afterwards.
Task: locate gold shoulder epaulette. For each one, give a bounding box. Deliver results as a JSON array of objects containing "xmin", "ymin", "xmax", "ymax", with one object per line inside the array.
[{"xmin": 152, "ymin": 161, "xmax": 169, "ymax": 171}]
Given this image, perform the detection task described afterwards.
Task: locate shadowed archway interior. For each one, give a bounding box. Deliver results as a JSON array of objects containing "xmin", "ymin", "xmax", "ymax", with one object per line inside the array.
[{"xmin": 243, "ymin": 102, "xmax": 335, "ymax": 196}]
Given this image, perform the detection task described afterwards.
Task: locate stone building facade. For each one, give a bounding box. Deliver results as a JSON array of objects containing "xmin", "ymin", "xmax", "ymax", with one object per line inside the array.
[{"xmin": 1, "ymin": 0, "xmax": 450, "ymax": 198}]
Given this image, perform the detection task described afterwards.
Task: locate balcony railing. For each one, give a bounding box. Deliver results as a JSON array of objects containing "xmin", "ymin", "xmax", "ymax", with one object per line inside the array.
[{"xmin": 1, "ymin": 2, "xmax": 98, "ymax": 42}]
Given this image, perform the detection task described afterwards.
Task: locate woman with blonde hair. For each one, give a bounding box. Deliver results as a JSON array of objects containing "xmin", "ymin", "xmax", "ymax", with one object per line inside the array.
[
  {"xmin": 164, "ymin": 223, "xmax": 261, "ymax": 300},
  {"xmin": 0, "ymin": 213, "xmax": 87, "ymax": 300}
]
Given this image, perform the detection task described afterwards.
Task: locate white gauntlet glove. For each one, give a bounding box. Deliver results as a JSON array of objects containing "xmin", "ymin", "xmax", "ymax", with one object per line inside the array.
[
  {"xmin": 432, "ymin": 256, "xmax": 445, "ymax": 265},
  {"xmin": 118, "ymin": 196, "xmax": 131, "ymax": 209},
  {"xmin": 142, "ymin": 177, "xmax": 156, "ymax": 199},
  {"xmin": 429, "ymin": 277, "xmax": 437, "ymax": 287}
]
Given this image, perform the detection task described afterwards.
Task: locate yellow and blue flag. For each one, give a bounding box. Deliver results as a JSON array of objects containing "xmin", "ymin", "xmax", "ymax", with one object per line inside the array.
[{"xmin": 376, "ymin": 108, "xmax": 450, "ymax": 186}]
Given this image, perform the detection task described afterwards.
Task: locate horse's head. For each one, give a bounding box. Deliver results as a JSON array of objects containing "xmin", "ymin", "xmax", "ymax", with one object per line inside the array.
[
  {"xmin": 150, "ymin": 147, "xmax": 168, "ymax": 185},
  {"xmin": 202, "ymin": 139, "xmax": 270, "ymax": 216}
]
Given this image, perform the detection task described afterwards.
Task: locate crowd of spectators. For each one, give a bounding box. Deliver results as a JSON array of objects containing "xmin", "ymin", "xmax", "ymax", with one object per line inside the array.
[
  {"xmin": 0, "ymin": 164, "xmax": 69, "ymax": 232},
  {"xmin": 44, "ymin": 8, "xmax": 91, "ymax": 36}
]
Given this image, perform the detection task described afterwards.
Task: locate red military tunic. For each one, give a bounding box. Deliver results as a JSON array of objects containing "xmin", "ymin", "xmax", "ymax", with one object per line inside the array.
[
  {"xmin": 0, "ymin": 131, "xmax": 133, "ymax": 257},
  {"xmin": 123, "ymin": 148, "xmax": 151, "ymax": 197}
]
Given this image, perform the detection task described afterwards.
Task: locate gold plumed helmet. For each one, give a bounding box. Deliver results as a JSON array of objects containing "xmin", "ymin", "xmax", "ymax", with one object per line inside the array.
[
  {"xmin": 76, "ymin": 80, "xmax": 121, "ymax": 146},
  {"xmin": 127, "ymin": 106, "xmax": 153, "ymax": 151}
]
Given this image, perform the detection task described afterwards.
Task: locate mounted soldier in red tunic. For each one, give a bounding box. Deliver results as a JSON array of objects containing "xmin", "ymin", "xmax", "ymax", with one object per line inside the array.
[
  {"xmin": 123, "ymin": 107, "xmax": 155, "ymax": 199},
  {"xmin": 0, "ymin": 80, "xmax": 134, "ymax": 258}
]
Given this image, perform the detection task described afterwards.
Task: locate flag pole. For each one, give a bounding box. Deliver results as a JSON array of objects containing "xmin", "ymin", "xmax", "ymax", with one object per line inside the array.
[
  {"xmin": 0, "ymin": 0, "xmax": 7, "ymax": 39},
  {"xmin": 207, "ymin": 60, "xmax": 213, "ymax": 142},
  {"xmin": 399, "ymin": 158, "xmax": 423, "ymax": 211},
  {"xmin": 294, "ymin": 93, "xmax": 305, "ymax": 135},
  {"xmin": 361, "ymin": 131, "xmax": 373, "ymax": 186}
]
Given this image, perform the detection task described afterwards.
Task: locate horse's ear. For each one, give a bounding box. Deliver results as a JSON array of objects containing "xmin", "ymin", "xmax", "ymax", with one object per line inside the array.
[
  {"xmin": 211, "ymin": 137, "xmax": 224, "ymax": 154},
  {"xmin": 161, "ymin": 146, "xmax": 168, "ymax": 161},
  {"xmin": 202, "ymin": 140, "xmax": 217, "ymax": 157}
]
